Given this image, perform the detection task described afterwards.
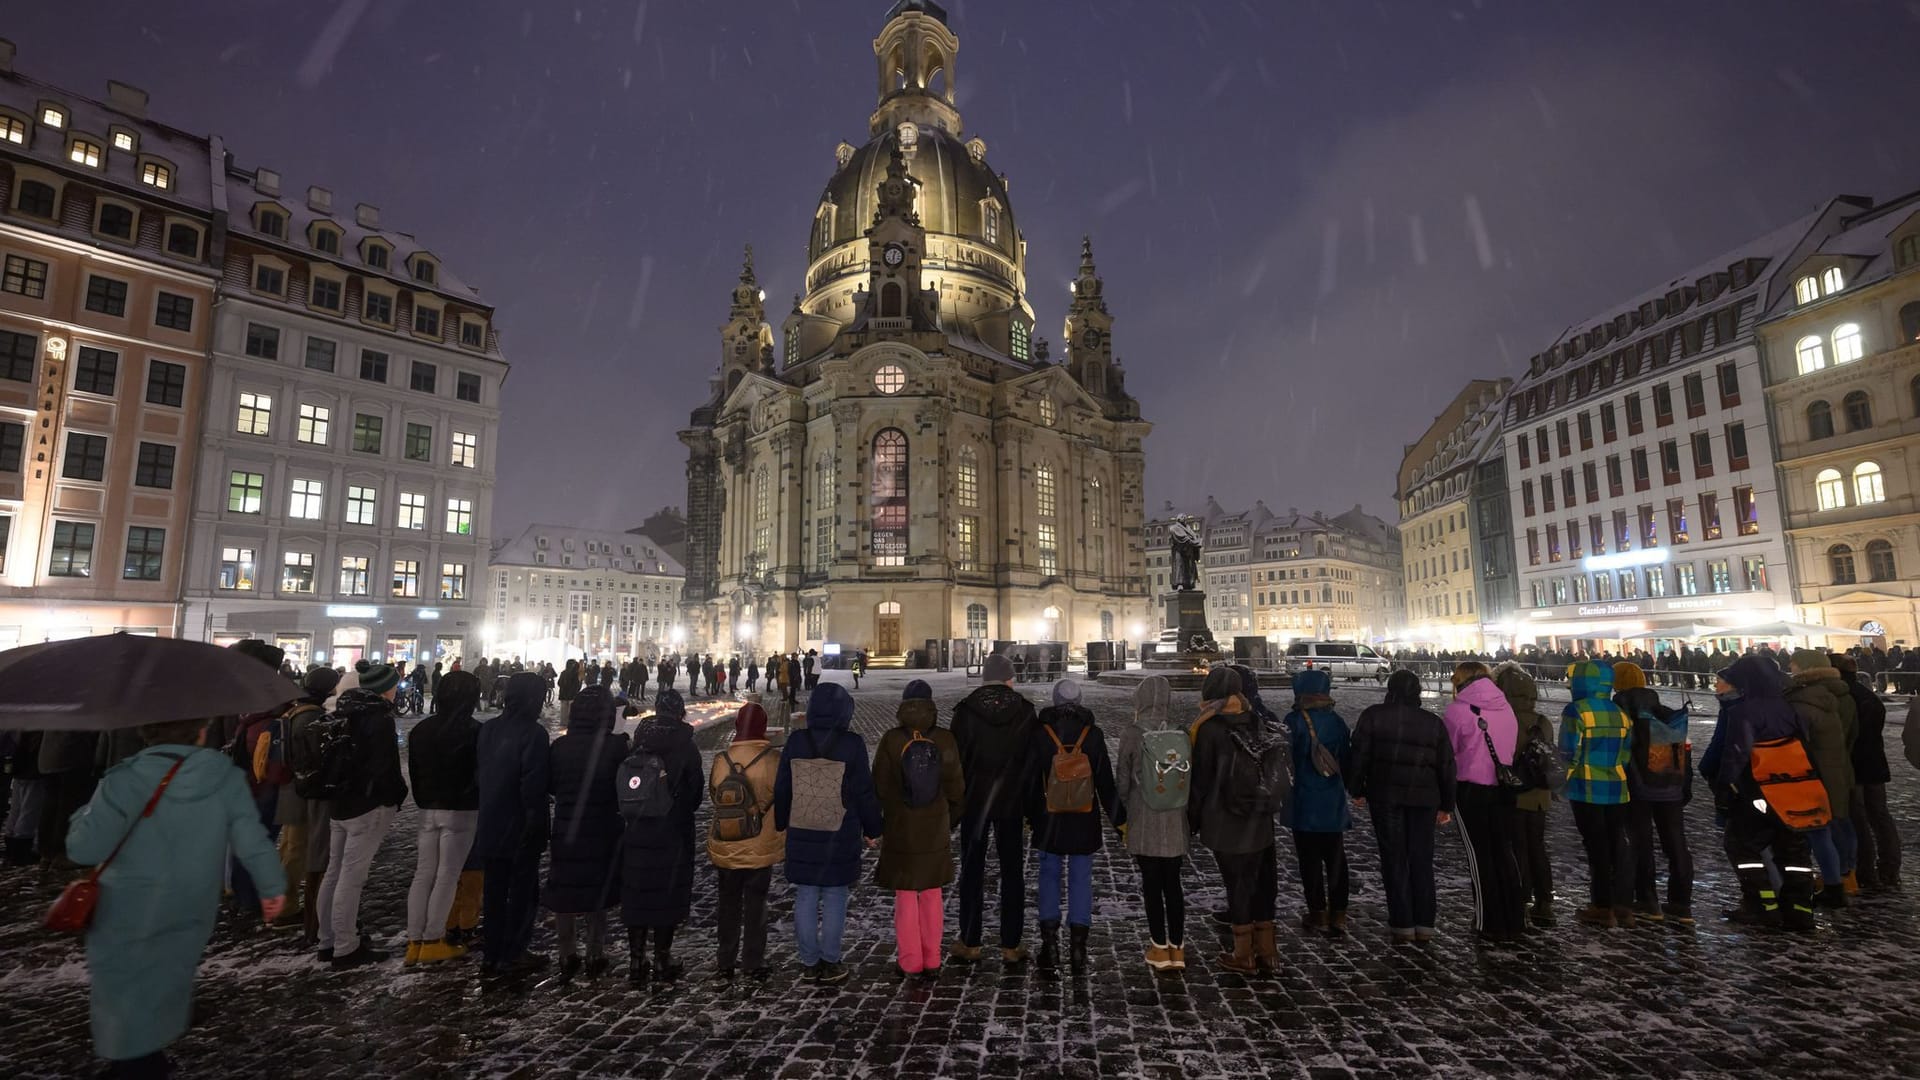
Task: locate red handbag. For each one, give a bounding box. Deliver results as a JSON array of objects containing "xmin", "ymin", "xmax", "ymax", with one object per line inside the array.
[{"xmin": 45, "ymin": 754, "xmax": 187, "ymax": 933}]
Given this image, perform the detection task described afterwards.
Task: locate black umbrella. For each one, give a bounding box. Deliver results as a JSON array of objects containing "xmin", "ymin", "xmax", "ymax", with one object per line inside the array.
[{"xmin": 0, "ymin": 635, "xmax": 302, "ymax": 730}]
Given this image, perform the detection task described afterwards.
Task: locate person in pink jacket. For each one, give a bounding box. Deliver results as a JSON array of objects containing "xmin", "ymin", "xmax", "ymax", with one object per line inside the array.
[{"xmin": 1441, "ymin": 662, "xmax": 1528, "ymax": 941}]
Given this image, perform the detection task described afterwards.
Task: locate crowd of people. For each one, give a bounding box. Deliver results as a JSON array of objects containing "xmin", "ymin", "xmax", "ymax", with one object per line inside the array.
[
  {"xmin": 1392, "ymin": 642, "xmax": 1920, "ymax": 694},
  {"xmin": 5, "ymin": 639, "xmax": 1915, "ymax": 1078}
]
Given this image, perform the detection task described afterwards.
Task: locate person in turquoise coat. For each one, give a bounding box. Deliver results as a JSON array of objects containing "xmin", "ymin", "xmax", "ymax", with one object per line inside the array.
[{"xmin": 67, "ymin": 718, "xmax": 287, "ymax": 1076}]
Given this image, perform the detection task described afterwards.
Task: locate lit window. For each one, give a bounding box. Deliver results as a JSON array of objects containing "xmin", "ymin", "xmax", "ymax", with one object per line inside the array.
[
  {"xmin": 1832, "ymin": 323, "xmax": 1863, "ymax": 365},
  {"xmin": 1795, "ymin": 276, "xmax": 1818, "ymax": 305},
  {"xmin": 446, "ymin": 498, "xmax": 474, "ymax": 535},
  {"xmin": 289, "ymin": 478, "xmax": 325, "ymax": 519},
  {"xmin": 140, "ymin": 162, "xmax": 171, "ymax": 189},
  {"xmin": 235, "ymin": 391, "xmax": 272, "ymax": 435},
  {"xmin": 1039, "ymin": 396, "xmax": 1056, "ymax": 426},
  {"xmin": 1853, "ymin": 462, "xmax": 1885, "ymax": 504},
  {"xmin": 69, "ymin": 138, "xmax": 101, "ymax": 167},
  {"xmin": 398, "ymin": 492, "xmax": 426, "ymax": 530},
  {"xmin": 219, "ymin": 547, "xmax": 256, "ymax": 590},
  {"xmin": 112, "ymin": 130, "xmax": 134, "ymax": 151},
  {"xmin": 1821, "ymin": 266, "xmax": 1844, "ymax": 295},
  {"xmin": 339, "ymin": 555, "xmax": 370, "ymax": 595},
  {"xmin": 1035, "ymin": 463, "xmax": 1056, "ymax": 517},
  {"xmin": 874, "ymin": 363, "xmax": 906, "ymax": 394},
  {"xmin": 346, "ymin": 486, "xmax": 377, "ymax": 526},
  {"xmin": 1815, "ymin": 468, "xmax": 1846, "ymax": 510},
  {"xmin": 1010, "ymin": 320, "xmax": 1030, "ymax": 362},
  {"xmin": 984, "ymin": 203, "xmax": 1000, "ymax": 245},
  {"xmin": 1795, "ymin": 335, "xmax": 1825, "ymax": 374},
  {"xmin": 0, "ymin": 116, "xmax": 24, "ymax": 144},
  {"xmin": 451, "ymin": 431, "xmax": 477, "ymax": 468},
  {"xmin": 282, "ymin": 551, "xmax": 316, "ymax": 593},
  {"xmin": 392, "ymin": 559, "xmax": 421, "ymax": 598},
  {"xmin": 871, "ymin": 429, "xmax": 909, "ymax": 566},
  {"xmin": 2, "ymin": 254, "xmax": 48, "ymax": 298},
  {"xmin": 957, "ymin": 515, "xmax": 979, "ymax": 571},
  {"xmin": 41, "ymin": 106, "xmax": 65, "ymax": 128},
  {"xmin": 440, "ymin": 562, "xmax": 468, "ymax": 601},
  {"xmin": 956, "ymin": 446, "xmax": 978, "ymax": 508},
  {"xmin": 228, "ymin": 471, "xmax": 265, "ymax": 513},
  {"xmin": 296, "ymin": 403, "xmax": 330, "ymax": 445},
  {"xmin": 1038, "ymin": 522, "xmax": 1057, "ymax": 577}
]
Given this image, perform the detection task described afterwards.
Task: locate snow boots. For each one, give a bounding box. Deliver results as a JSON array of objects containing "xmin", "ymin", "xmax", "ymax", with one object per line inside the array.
[
  {"xmin": 1218, "ymin": 924, "xmax": 1256, "ymax": 975},
  {"xmin": 1068, "ymin": 925, "xmax": 1089, "ymax": 977},
  {"xmin": 1251, "ymin": 921, "xmax": 1277, "ymax": 974},
  {"xmin": 1037, "ymin": 922, "xmax": 1060, "ymax": 972}
]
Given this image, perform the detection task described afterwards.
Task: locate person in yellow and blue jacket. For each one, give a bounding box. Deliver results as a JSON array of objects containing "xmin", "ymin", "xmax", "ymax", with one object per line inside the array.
[{"xmin": 1559, "ymin": 660, "xmax": 1635, "ymax": 928}]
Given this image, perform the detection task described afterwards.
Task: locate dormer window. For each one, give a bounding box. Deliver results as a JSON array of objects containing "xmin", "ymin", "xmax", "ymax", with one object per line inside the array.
[
  {"xmin": 0, "ymin": 115, "xmax": 25, "ymax": 145},
  {"xmin": 1010, "ymin": 320, "xmax": 1030, "ymax": 362},
  {"xmin": 112, "ymin": 130, "xmax": 136, "ymax": 152},
  {"xmin": 255, "ymin": 206, "xmax": 286, "ymax": 238},
  {"xmin": 410, "ymin": 256, "xmax": 437, "ymax": 285},
  {"xmin": 310, "ymin": 274, "xmax": 344, "ymax": 312},
  {"xmin": 983, "ymin": 201, "xmax": 1001, "ymax": 245},
  {"xmin": 362, "ymin": 241, "xmax": 390, "ymax": 270},
  {"xmin": 459, "ymin": 319, "xmax": 484, "ymax": 349},
  {"xmin": 252, "ymin": 259, "xmax": 287, "ymax": 297},
  {"xmin": 69, "ymin": 138, "xmax": 102, "ymax": 168},
  {"xmin": 95, "ymin": 201, "xmax": 135, "ymax": 242},
  {"xmin": 1821, "ymin": 267, "xmax": 1844, "ymax": 295},
  {"xmin": 1795, "ymin": 276, "xmax": 1818, "ymax": 305},
  {"xmin": 1898, "ymin": 235, "xmax": 1920, "ymax": 269},
  {"xmin": 39, "ymin": 105, "xmax": 65, "ymax": 129},
  {"xmin": 164, "ymin": 220, "xmax": 202, "ymax": 259},
  {"xmin": 140, "ymin": 161, "xmax": 171, "ymax": 190},
  {"xmin": 362, "ymin": 287, "xmax": 394, "ymax": 326},
  {"xmin": 15, "ymin": 180, "xmax": 56, "ymax": 218},
  {"xmin": 311, "ymin": 225, "xmax": 341, "ymax": 255},
  {"xmin": 413, "ymin": 302, "xmax": 442, "ymax": 339}
]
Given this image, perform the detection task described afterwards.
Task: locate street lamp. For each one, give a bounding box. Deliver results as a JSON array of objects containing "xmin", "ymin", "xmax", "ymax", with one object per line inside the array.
[{"xmin": 670, "ymin": 625, "xmax": 685, "ymax": 648}]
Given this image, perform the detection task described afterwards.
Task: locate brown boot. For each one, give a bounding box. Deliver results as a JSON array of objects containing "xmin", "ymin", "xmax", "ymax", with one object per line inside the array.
[
  {"xmin": 1299, "ymin": 910, "xmax": 1328, "ymax": 931},
  {"xmin": 1251, "ymin": 921, "xmax": 1278, "ymax": 974},
  {"xmin": 1217, "ymin": 924, "xmax": 1257, "ymax": 975},
  {"xmin": 1328, "ymin": 911, "xmax": 1349, "ymax": 936}
]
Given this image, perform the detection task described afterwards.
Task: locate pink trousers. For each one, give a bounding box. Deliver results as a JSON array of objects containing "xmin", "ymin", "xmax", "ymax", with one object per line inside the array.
[{"xmin": 894, "ymin": 888, "xmax": 944, "ymax": 973}]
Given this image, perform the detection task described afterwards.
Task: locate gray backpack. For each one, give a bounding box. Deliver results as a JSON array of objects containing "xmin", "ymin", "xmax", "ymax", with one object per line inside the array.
[{"xmin": 787, "ymin": 729, "xmax": 847, "ymax": 832}]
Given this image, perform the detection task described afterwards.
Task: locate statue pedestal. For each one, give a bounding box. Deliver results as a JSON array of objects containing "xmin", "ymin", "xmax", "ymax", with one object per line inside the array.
[{"xmin": 1145, "ymin": 590, "xmax": 1218, "ymax": 670}]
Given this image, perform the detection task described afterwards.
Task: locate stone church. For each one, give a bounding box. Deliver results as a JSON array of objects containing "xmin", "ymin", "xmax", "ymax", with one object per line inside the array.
[{"xmin": 679, "ymin": 0, "xmax": 1151, "ymax": 660}]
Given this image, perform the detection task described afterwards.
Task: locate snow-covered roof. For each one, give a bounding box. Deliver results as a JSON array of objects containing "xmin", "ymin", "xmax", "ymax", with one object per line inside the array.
[
  {"xmin": 491, "ymin": 523, "xmax": 685, "ymax": 578},
  {"xmin": 1761, "ymin": 188, "xmax": 1920, "ymax": 319}
]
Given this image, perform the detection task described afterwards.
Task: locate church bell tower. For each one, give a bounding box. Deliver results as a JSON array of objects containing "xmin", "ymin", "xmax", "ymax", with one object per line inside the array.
[{"xmin": 1064, "ymin": 236, "xmax": 1115, "ymax": 396}]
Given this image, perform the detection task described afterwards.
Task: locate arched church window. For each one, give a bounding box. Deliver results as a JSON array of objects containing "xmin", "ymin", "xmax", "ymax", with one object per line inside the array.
[
  {"xmin": 984, "ymin": 203, "xmax": 1000, "ymax": 245},
  {"xmin": 753, "ymin": 466, "xmax": 770, "ymax": 558},
  {"xmin": 881, "ymin": 282, "xmax": 903, "ymax": 318},
  {"xmin": 872, "ymin": 429, "xmax": 909, "ymax": 567},
  {"xmin": 1010, "ymin": 320, "xmax": 1030, "ymax": 362},
  {"xmin": 966, "ymin": 603, "xmax": 988, "ymax": 639},
  {"xmin": 1035, "ymin": 464, "xmax": 1056, "ymax": 518},
  {"xmin": 956, "ymin": 446, "xmax": 978, "ymax": 508}
]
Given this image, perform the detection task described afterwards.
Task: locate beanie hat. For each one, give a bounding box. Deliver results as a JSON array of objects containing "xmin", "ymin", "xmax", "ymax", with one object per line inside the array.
[
  {"xmin": 1830, "ymin": 653, "xmax": 1858, "ymax": 676},
  {"xmin": 654, "ymin": 688, "xmax": 687, "ymax": 723},
  {"xmin": 903, "ymin": 679, "xmax": 933, "ymax": 701},
  {"xmin": 1200, "ymin": 665, "xmax": 1242, "ymax": 703},
  {"xmin": 229, "ymin": 638, "xmax": 284, "ymax": 671},
  {"xmin": 357, "ymin": 662, "xmax": 399, "ymax": 696},
  {"xmin": 303, "ymin": 666, "xmax": 343, "ymax": 700},
  {"xmin": 1790, "ymin": 647, "xmax": 1828, "ymax": 673},
  {"xmin": 1052, "ymin": 679, "xmax": 1082, "ymax": 707},
  {"xmin": 734, "ymin": 702, "xmax": 768, "ymax": 743},
  {"xmin": 355, "ymin": 659, "xmax": 372, "ymax": 675},
  {"xmin": 982, "ymin": 653, "xmax": 1016, "ymax": 683},
  {"xmin": 1612, "ymin": 661, "xmax": 1647, "ymax": 692}
]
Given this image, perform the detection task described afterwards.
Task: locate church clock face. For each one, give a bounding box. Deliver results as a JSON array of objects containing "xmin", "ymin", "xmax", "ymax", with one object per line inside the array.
[
  {"xmin": 1082, "ymin": 327, "xmax": 1104, "ymax": 350},
  {"xmin": 882, "ymin": 243, "xmax": 906, "ymax": 268}
]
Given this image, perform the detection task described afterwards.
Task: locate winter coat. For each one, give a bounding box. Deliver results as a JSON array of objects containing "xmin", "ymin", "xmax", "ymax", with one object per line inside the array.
[
  {"xmin": 1346, "ymin": 702, "xmax": 1457, "ymax": 811},
  {"xmin": 1559, "ymin": 662, "xmax": 1630, "ymax": 805},
  {"xmin": 1786, "ymin": 667, "xmax": 1857, "ymax": 821},
  {"xmin": 1024, "ymin": 704, "xmax": 1124, "ymax": 855},
  {"xmin": 329, "ymin": 689, "xmax": 408, "ymax": 821},
  {"xmin": 39, "ymin": 729, "xmax": 98, "ymax": 774},
  {"xmin": 618, "ymin": 715, "xmax": 703, "ymax": 927},
  {"xmin": 1710, "ymin": 654, "xmax": 1806, "ymax": 798},
  {"xmin": 1286, "ymin": 669, "xmax": 1351, "ymax": 833},
  {"xmin": 1113, "ymin": 677, "xmax": 1190, "ymax": 859},
  {"xmin": 871, "ymin": 699, "xmax": 964, "ymax": 890},
  {"xmin": 951, "ymin": 682, "xmax": 1037, "ymax": 820},
  {"xmin": 68, "ymin": 745, "xmax": 285, "ymax": 1061},
  {"xmin": 774, "ymin": 685, "xmax": 883, "ymax": 887},
  {"xmin": 407, "ymin": 676, "xmax": 481, "ymax": 811},
  {"xmin": 1493, "ymin": 663, "xmax": 1555, "ymax": 813},
  {"xmin": 543, "ymin": 698, "xmax": 629, "ymax": 913},
  {"xmin": 473, "ymin": 673, "xmax": 553, "ymax": 860},
  {"xmin": 1615, "ymin": 686, "xmax": 1690, "ymax": 804},
  {"xmin": 1187, "ymin": 698, "xmax": 1277, "ymax": 856},
  {"xmin": 707, "ymin": 739, "xmax": 784, "ymax": 871},
  {"xmin": 1849, "ymin": 679, "xmax": 1890, "ymax": 786},
  {"xmin": 272, "ymin": 697, "xmax": 331, "ymax": 826},
  {"xmin": 1444, "ymin": 676, "xmax": 1519, "ymax": 789},
  {"xmin": 558, "ymin": 666, "xmax": 581, "ymax": 702},
  {"xmin": 1905, "ymin": 695, "xmax": 1920, "ymax": 774}
]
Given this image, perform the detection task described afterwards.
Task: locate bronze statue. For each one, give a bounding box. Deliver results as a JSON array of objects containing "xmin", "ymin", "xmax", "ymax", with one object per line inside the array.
[{"xmin": 1169, "ymin": 516, "xmax": 1202, "ymax": 592}]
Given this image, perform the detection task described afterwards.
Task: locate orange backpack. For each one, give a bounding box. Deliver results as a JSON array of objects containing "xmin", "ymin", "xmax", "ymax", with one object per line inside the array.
[
  {"xmin": 1749, "ymin": 735, "xmax": 1832, "ymax": 831},
  {"xmin": 1044, "ymin": 725, "xmax": 1094, "ymax": 814}
]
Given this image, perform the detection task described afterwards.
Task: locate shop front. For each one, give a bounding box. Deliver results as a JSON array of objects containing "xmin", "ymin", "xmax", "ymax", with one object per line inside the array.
[{"xmin": 1520, "ymin": 591, "xmax": 1785, "ymax": 652}]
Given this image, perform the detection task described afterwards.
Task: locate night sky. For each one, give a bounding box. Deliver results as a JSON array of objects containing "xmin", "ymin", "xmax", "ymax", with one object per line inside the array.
[{"xmin": 11, "ymin": 0, "xmax": 1920, "ymax": 536}]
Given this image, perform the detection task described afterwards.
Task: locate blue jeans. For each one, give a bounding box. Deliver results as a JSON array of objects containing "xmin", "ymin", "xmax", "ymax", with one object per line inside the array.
[
  {"xmin": 793, "ymin": 884, "xmax": 850, "ymax": 966},
  {"xmin": 1036, "ymin": 851, "xmax": 1093, "ymax": 927},
  {"xmin": 1807, "ymin": 826, "xmax": 1845, "ymax": 885},
  {"xmin": 1833, "ymin": 817, "xmax": 1857, "ymax": 874}
]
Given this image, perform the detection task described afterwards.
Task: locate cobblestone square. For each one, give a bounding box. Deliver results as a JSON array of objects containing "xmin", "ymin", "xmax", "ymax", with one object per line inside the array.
[{"xmin": 1, "ymin": 671, "xmax": 1914, "ymax": 1079}]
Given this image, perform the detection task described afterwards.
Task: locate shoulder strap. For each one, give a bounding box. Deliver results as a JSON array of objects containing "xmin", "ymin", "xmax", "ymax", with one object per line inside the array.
[
  {"xmin": 1045, "ymin": 724, "xmax": 1067, "ymax": 753},
  {"xmin": 1300, "ymin": 710, "xmax": 1324, "ymax": 748},
  {"xmin": 1069, "ymin": 726, "xmax": 1089, "ymax": 754},
  {"xmin": 89, "ymin": 753, "xmax": 188, "ymax": 885}
]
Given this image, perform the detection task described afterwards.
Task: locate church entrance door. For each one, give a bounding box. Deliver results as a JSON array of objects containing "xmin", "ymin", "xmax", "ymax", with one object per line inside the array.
[{"xmin": 876, "ymin": 601, "xmax": 903, "ymax": 655}]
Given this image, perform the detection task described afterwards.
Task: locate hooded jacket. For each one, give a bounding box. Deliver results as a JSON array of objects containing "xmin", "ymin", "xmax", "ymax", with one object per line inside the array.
[
  {"xmin": 1709, "ymin": 653, "xmax": 1806, "ymax": 797},
  {"xmin": 1348, "ymin": 672, "xmax": 1456, "ymax": 810},
  {"xmin": 1493, "ymin": 662, "xmax": 1554, "ymax": 812},
  {"xmin": 1443, "ymin": 675, "xmax": 1519, "ymax": 788},
  {"xmin": 1113, "ymin": 677, "xmax": 1190, "ymax": 858},
  {"xmin": 951, "ymin": 682, "xmax": 1037, "ymax": 820},
  {"xmin": 1287, "ymin": 669, "xmax": 1352, "ymax": 833},
  {"xmin": 408, "ymin": 670, "xmax": 482, "ymax": 811},
  {"xmin": 1559, "ymin": 661, "xmax": 1630, "ymax": 805},
  {"xmin": 775, "ymin": 683, "xmax": 883, "ymax": 887},
  {"xmin": 872, "ymin": 698, "xmax": 965, "ymax": 890},
  {"xmin": 329, "ymin": 688, "xmax": 408, "ymax": 821},
  {"xmin": 473, "ymin": 672, "xmax": 553, "ymax": 860},
  {"xmin": 1025, "ymin": 701, "xmax": 1124, "ymax": 855},
  {"xmin": 707, "ymin": 704, "xmax": 784, "ymax": 872},
  {"xmin": 1847, "ymin": 677, "xmax": 1890, "ymax": 785},
  {"xmin": 619, "ymin": 690, "xmax": 704, "ymax": 926},
  {"xmin": 1785, "ymin": 664, "xmax": 1857, "ymax": 821},
  {"xmin": 67, "ymin": 745, "xmax": 285, "ymax": 1060},
  {"xmin": 543, "ymin": 686, "xmax": 629, "ymax": 913},
  {"xmin": 1611, "ymin": 662, "xmax": 1690, "ymax": 804}
]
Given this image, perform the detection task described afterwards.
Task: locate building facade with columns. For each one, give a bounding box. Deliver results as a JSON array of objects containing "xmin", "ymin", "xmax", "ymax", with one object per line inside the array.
[
  {"xmin": 679, "ymin": 1, "xmax": 1151, "ymax": 659},
  {"xmin": 1757, "ymin": 191, "xmax": 1920, "ymax": 649},
  {"xmin": 0, "ymin": 55, "xmax": 218, "ymax": 644}
]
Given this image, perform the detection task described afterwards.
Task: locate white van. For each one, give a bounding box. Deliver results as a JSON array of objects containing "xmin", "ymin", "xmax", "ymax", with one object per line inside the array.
[{"xmin": 1283, "ymin": 641, "xmax": 1391, "ymax": 683}]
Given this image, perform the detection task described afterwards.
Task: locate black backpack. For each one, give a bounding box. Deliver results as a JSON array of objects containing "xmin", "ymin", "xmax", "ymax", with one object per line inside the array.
[
  {"xmin": 292, "ymin": 711, "xmax": 356, "ymax": 801},
  {"xmin": 617, "ymin": 749, "xmax": 674, "ymax": 822},
  {"xmin": 900, "ymin": 730, "xmax": 943, "ymax": 809},
  {"xmin": 1225, "ymin": 728, "xmax": 1290, "ymax": 819}
]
